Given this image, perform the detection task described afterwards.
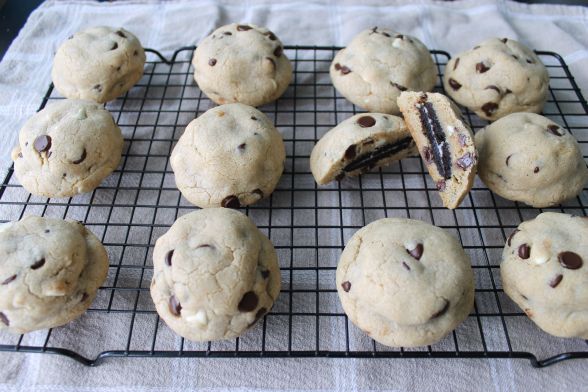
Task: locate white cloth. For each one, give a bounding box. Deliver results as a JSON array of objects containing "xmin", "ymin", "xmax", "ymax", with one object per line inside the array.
[{"xmin": 0, "ymin": 0, "xmax": 588, "ymax": 391}]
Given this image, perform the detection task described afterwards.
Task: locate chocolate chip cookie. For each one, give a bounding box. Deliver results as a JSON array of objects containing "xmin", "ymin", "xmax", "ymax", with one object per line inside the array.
[
  {"xmin": 443, "ymin": 37, "xmax": 549, "ymax": 121},
  {"xmin": 11, "ymin": 99, "xmax": 124, "ymax": 198},
  {"xmin": 475, "ymin": 112, "xmax": 588, "ymax": 207},
  {"xmin": 52, "ymin": 26, "xmax": 146, "ymax": 103},
  {"xmin": 336, "ymin": 218, "xmax": 474, "ymax": 347},
  {"xmin": 0, "ymin": 216, "xmax": 108, "ymax": 334},
  {"xmin": 192, "ymin": 23, "xmax": 292, "ymax": 107},
  {"xmin": 397, "ymin": 91, "xmax": 478, "ymax": 209},
  {"xmin": 170, "ymin": 103, "xmax": 285, "ymax": 208},
  {"xmin": 501, "ymin": 212, "xmax": 588, "ymax": 339},
  {"xmin": 309, "ymin": 113, "xmax": 417, "ymax": 185},
  {"xmin": 150, "ymin": 208, "xmax": 281, "ymax": 341},
  {"xmin": 330, "ymin": 27, "xmax": 437, "ymax": 114}
]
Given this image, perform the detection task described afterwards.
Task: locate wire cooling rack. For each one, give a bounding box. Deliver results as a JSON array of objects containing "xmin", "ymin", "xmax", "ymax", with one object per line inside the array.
[{"xmin": 0, "ymin": 46, "xmax": 587, "ymax": 367}]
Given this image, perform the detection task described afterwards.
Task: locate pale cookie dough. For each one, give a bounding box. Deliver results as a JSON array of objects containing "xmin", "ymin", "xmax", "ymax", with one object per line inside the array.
[
  {"xmin": 330, "ymin": 27, "xmax": 437, "ymax": 114},
  {"xmin": 443, "ymin": 37, "xmax": 549, "ymax": 121},
  {"xmin": 192, "ymin": 23, "xmax": 292, "ymax": 107},
  {"xmin": 397, "ymin": 91, "xmax": 478, "ymax": 209},
  {"xmin": 150, "ymin": 208, "xmax": 281, "ymax": 341},
  {"xmin": 501, "ymin": 212, "xmax": 588, "ymax": 339},
  {"xmin": 475, "ymin": 112, "xmax": 588, "ymax": 207},
  {"xmin": 52, "ymin": 26, "xmax": 146, "ymax": 103},
  {"xmin": 336, "ymin": 218, "xmax": 474, "ymax": 347},
  {"xmin": 310, "ymin": 113, "xmax": 417, "ymax": 185},
  {"xmin": 0, "ymin": 216, "xmax": 108, "ymax": 334},
  {"xmin": 11, "ymin": 99, "xmax": 124, "ymax": 198},
  {"xmin": 170, "ymin": 103, "xmax": 285, "ymax": 208}
]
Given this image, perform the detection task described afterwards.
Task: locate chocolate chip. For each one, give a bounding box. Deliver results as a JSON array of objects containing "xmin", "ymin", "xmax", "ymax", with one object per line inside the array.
[
  {"xmin": 33, "ymin": 135, "xmax": 51, "ymax": 153},
  {"xmin": 221, "ymin": 195, "xmax": 240, "ymax": 208},
  {"xmin": 45, "ymin": 229, "xmax": 50, "ymax": 234},
  {"xmin": 456, "ymin": 153, "xmax": 474, "ymax": 170},
  {"xmin": 558, "ymin": 251, "xmax": 582, "ymax": 270},
  {"xmin": 133, "ymin": 50, "xmax": 138, "ymax": 56},
  {"xmin": 402, "ymin": 262, "xmax": 411, "ymax": 271},
  {"xmin": 196, "ymin": 244, "xmax": 213, "ymax": 249},
  {"xmin": 481, "ymin": 102, "xmax": 498, "ymax": 117},
  {"xmin": 2, "ymin": 275, "xmax": 16, "ymax": 285},
  {"xmin": 116, "ymin": 30, "xmax": 127, "ymax": 38},
  {"xmin": 209, "ymin": 58, "xmax": 217, "ymax": 66},
  {"xmin": 370, "ymin": 26, "xmax": 378, "ymax": 34},
  {"xmin": 431, "ymin": 300, "xmax": 450, "ymax": 319},
  {"xmin": 512, "ymin": 55, "xmax": 519, "ymax": 60},
  {"xmin": 238, "ymin": 291, "xmax": 259, "ymax": 312},
  {"xmin": 335, "ymin": 64, "xmax": 351, "ymax": 75},
  {"xmin": 341, "ymin": 281, "xmax": 351, "ymax": 292},
  {"xmin": 111, "ymin": 42, "xmax": 118, "ymax": 50},
  {"xmin": 31, "ymin": 258, "xmax": 45, "ymax": 270},
  {"xmin": 165, "ymin": 250, "xmax": 174, "ymax": 266},
  {"xmin": 80, "ymin": 292, "xmax": 89, "ymax": 302},
  {"xmin": 423, "ymin": 147, "xmax": 433, "ymax": 163},
  {"xmin": 518, "ymin": 244, "xmax": 530, "ymax": 259},
  {"xmin": 533, "ymin": 166, "xmax": 540, "ymax": 173},
  {"xmin": 436, "ymin": 180, "xmax": 446, "ymax": 191},
  {"xmin": 238, "ymin": 143, "xmax": 246, "ymax": 150},
  {"xmin": 344, "ymin": 145, "xmax": 356, "ymax": 160},
  {"xmin": 505, "ymin": 154, "xmax": 512, "ymax": 166},
  {"xmin": 169, "ymin": 295, "xmax": 182, "ymax": 316},
  {"xmin": 507, "ymin": 229, "xmax": 519, "ymax": 246},
  {"xmin": 382, "ymin": 32, "xmax": 391, "ymax": 37},
  {"xmin": 0, "ymin": 312, "xmax": 9, "ymax": 326},
  {"xmin": 223, "ymin": 31, "xmax": 232, "ymax": 36},
  {"xmin": 549, "ymin": 274, "xmax": 563, "ymax": 288},
  {"xmin": 476, "ymin": 62, "xmax": 490, "ymax": 73},
  {"xmin": 453, "ymin": 57, "xmax": 460, "ymax": 70},
  {"xmin": 72, "ymin": 148, "xmax": 87, "ymax": 164},
  {"xmin": 501, "ymin": 38, "xmax": 508, "ymax": 43},
  {"xmin": 273, "ymin": 46, "xmax": 283, "ymax": 57},
  {"xmin": 407, "ymin": 243, "xmax": 423, "ymax": 260},
  {"xmin": 485, "ymin": 85, "xmax": 501, "ymax": 93},
  {"xmin": 237, "ymin": 25, "xmax": 252, "ymax": 31},
  {"xmin": 473, "ymin": 45, "xmax": 480, "ymax": 50},
  {"xmin": 251, "ymin": 116, "xmax": 257, "ymax": 121},
  {"xmin": 265, "ymin": 31, "xmax": 276, "ymax": 40},
  {"xmin": 261, "ymin": 270, "xmax": 270, "ymax": 279},
  {"xmin": 93, "ymin": 84, "xmax": 102, "ymax": 92},
  {"xmin": 17, "ymin": 152, "xmax": 22, "ymax": 158},
  {"xmin": 116, "ymin": 66, "xmax": 121, "ymax": 72},
  {"xmin": 505, "ymin": 88, "xmax": 512, "ymax": 94},
  {"xmin": 395, "ymin": 34, "xmax": 404, "ymax": 39},
  {"xmin": 547, "ymin": 124, "xmax": 564, "ymax": 136},
  {"xmin": 526, "ymin": 58, "xmax": 534, "ymax": 64},
  {"xmin": 357, "ymin": 115, "xmax": 376, "ymax": 128},
  {"xmin": 391, "ymin": 82, "xmax": 407, "ymax": 91},
  {"xmin": 448, "ymin": 78, "xmax": 462, "ymax": 91}
]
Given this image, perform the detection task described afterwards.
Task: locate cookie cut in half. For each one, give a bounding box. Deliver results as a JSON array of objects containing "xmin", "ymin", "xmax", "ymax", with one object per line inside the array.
[
  {"xmin": 397, "ymin": 91, "xmax": 478, "ymax": 209},
  {"xmin": 309, "ymin": 113, "xmax": 417, "ymax": 185}
]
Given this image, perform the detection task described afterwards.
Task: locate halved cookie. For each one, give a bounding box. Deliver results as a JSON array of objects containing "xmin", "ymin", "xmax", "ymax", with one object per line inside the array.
[{"xmin": 397, "ymin": 92, "xmax": 477, "ymax": 209}]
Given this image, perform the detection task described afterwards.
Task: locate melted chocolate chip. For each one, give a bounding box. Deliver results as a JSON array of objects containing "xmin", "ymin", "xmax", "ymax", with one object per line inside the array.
[
  {"xmin": 407, "ymin": 243, "xmax": 423, "ymax": 260},
  {"xmin": 221, "ymin": 195, "xmax": 240, "ymax": 208},
  {"xmin": 476, "ymin": 62, "xmax": 490, "ymax": 73},
  {"xmin": 436, "ymin": 180, "xmax": 446, "ymax": 191},
  {"xmin": 453, "ymin": 57, "xmax": 460, "ymax": 71},
  {"xmin": 116, "ymin": 30, "xmax": 127, "ymax": 38},
  {"xmin": 518, "ymin": 244, "xmax": 530, "ymax": 259},
  {"xmin": 344, "ymin": 145, "xmax": 357, "ymax": 160},
  {"xmin": 417, "ymin": 102, "xmax": 451, "ymax": 179},
  {"xmin": 169, "ymin": 295, "xmax": 182, "ymax": 316},
  {"xmin": 1, "ymin": 275, "xmax": 16, "ymax": 285},
  {"xmin": 481, "ymin": 102, "xmax": 499, "ymax": 117},
  {"xmin": 165, "ymin": 249, "xmax": 174, "ymax": 266},
  {"xmin": 547, "ymin": 124, "xmax": 564, "ymax": 136},
  {"xmin": 533, "ymin": 166, "xmax": 540, "ymax": 173},
  {"xmin": 558, "ymin": 251, "xmax": 583, "ymax": 270},
  {"xmin": 209, "ymin": 58, "xmax": 217, "ymax": 66},
  {"xmin": 357, "ymin": 115, "xmax": 376, "ymax": 128},
  {"xmin": 343, "ymin": 137, "xmax": 413, "ymax": 173},
  {"xmin": 485, "ymin": 85, "xmax": 501, "ymax": 93},
  {"xmin": 33, "ymin": 135, "xmax": 51, "ymax": 153},
  {"xmin": 549, "ymin": 274, "xmax": 563, "ymax": 288},
  {"xmin": 261, "ymin": 270, "xmax": 270, "ymax": 279},
  {"xmin": 30, "ymin": 258, "xmax": 45, "ymax": 270},
  {"xmin": 448, "ymin": 78, "xmax": 462, "ymax": 91},
  {"xmin": 238, "ymin": 291, "xmax": 259, "ymax": 312},
  {"xmin": 72, "ymin": 149, "xmax": 87, "ymax": 164},
  {"xmin": 273, "ymin": 46, "xmax": 283, "ymax": 57},
  {"xmin": 237, "ymin": 25, "xmax": 252, "ymax": 31},
  {"xmin": 431, "ymin": 300, "xmax": 450, "ymax": 319},
  {"xmin": 391, "ymin": 82, "xmax": 407, "ymax": 91},
  {"xmin": 507, "ymin": 229, "xmax": 519, "ymax": 246},
  {"xmin": 334, "ymin": 63, "xmax": 351, "ymax": 75},
  {"xmin": 111, "ymin": 42, "xmax": 118, "ymax": 50},
  {"xmin": 456, "ymin": 153, "xmax": 474, "ymax": 170},
  {"xmin": 341, "ymin": 281, "xmax": 351, "ymax": 292},
  {"xmin": 0, "ymin": 312, "xmax": 8, "ymax": 326},
  {"xmin": 402, "ymin": 262, "xmax": 411, "ymax": 271}
]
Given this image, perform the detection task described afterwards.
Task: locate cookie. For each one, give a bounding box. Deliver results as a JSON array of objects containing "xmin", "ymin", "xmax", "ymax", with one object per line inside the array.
[
  {"xmin": 330, "ymin": 27, "xmax": 437, "ymax": 114},
  {"xmin": 397, "ymin": 91, "xmax": 478, "ymax": 209},
  {"xmin": 501, "ymin": 212, "xmax": 588, "ymax": 339},
  {"xmin": 52, "ymin": 26, "xmax": 146, "ymax": 103},
  {"xmin": 0, "ymin": 216, "xmax": 108, "ymax": 334},
  {"xmin": 150, "ymin": 208, "xmax": 281, "ymax": 341},
  {"xmin": 336, "ymin": 218, "xmax": 474, "ymax": 347},
  {"xmin": 11, "ymin": 99, "xmax": 124, "ymax": 198},
  {"xmin": 443, "ymin": 37, "xmax": 549, "ymax": 121},
  {"xmin": 310, "ymin": 113, "xmax": 417, "ymax": 185},
  {"xmin": 192, "ymin": 23, "xmax": 292, "ymax": 107},
  {"xmin": 170, "ymin": 103, "xmax": 285, "ymax": 208},
  {"xmin": 475, "ymin": 112, "xmax": 588, "ymax": 207}
]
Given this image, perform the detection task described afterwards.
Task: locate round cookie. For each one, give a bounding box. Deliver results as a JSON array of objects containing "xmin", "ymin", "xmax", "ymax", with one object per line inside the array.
[
  {"xmin": 475, "ymin": 112, "xmax": 588, "ymax": 207},
  {"xmin": 501, "ymin": 212, "xmax": 588, "ymax": 339},
  {"xmin": 170, "ymin": 103, "xmax": 285, "ymax": 208},
  {"xmin": 150, "ymin": 208, "xmax": 281, "ymax": 341},
  {"xmin": 11, "ymin": 99, "xmax": 124, "ymax": 198},
  {"xmin": 192, "ymin": 23, "xmax": 292, "ymax": 106},
  {"xmin": 443, "ymin": 37, "xmax": 549, "ymax": 121},
  {"xmin": 336, "ymin": 218, "xmax": 474, "ymax": 347},
  {"xmin": 330, "ymin": 27, "xmax": 437, "ymax": 114},
  {"xmin": 52, "ymin": 26, "xmax": 146, "ymax": 103},
  {"xmin": 0, "ymin": 216, "xmax": 108, "ymax": 334}
]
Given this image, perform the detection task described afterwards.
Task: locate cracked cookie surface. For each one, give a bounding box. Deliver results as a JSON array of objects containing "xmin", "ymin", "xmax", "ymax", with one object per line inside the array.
[
  {"xmin": 330, "ymin": 27, "xmax": 437, "ymax": 114},
  {"xmin": 170, "ymin": 103, "xmax": 285, "ymax": 208},
  {"xmin": 0, "ymin": 216, "xmax": 108, "ymax": 334},
  {"xmin": 150, "ymin": 208, "xmax": 281, "ymax": 341},
  {"xmin": 52, "ymin": 26, "xmax": 146, "ymax": 103},
  {"xmin": 443, "ymin": 37, "xmax": 548, "ymax": 121},
  {"xmin": 336, "ymin": 218, "xmax": 474, "ymax": 347},
  {"xmin": 309, "ymin": 113, "xmax": 417, "ymax": 184},
  {"xmin": 500, "ymin": 212, "xmax": 588, "ymax": 339},
  {"xmin": 192, "ymin": 23, "xmax": 292, "ymax": 107},
  {"xmin": 11, "ymin": 99, "xmax": 124, "ymax": 198},
  {"xmin": 475, "ymin": 112, "xmax": 588, "ymax": 207}
]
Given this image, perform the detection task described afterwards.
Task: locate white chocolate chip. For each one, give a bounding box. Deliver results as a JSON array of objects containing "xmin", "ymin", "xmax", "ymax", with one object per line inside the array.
[
  {"xmin": 186, "ymin": 309, "xmax": 208, "ymax": 326},
  {"xmin": 392, "ymin": 38, "xmax": 403, "ymax": 48},
  {"xmin": 531, "ymin": 247, "xmax": 550, "ymax": 265},
  {"xmin": 447, "ymin": 125, "xmax": 455, "ymax": 135},
  {"xmin": 404, "ymin": 240, "xmax": 417, "ymax": 251}
]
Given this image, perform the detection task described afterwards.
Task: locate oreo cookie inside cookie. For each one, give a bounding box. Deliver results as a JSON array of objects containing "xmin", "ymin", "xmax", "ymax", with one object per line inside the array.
[
  {"xmin": 343, "ymin": 137, "xmax": 414, "ymax": 173},
  {"xmin": 417, "ymin": 102, "xmax": 451, "ymax": 179}
]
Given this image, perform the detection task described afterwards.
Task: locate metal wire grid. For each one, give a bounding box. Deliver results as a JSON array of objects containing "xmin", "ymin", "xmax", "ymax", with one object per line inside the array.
[{"xmin": 0, "ymin": 46, "xmax": 586, "ymax": 367}]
